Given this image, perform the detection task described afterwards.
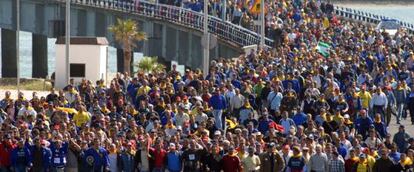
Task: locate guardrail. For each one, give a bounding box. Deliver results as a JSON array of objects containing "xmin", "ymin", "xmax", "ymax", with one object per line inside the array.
[
  {"xmin": 334, "ymin": 6, "xmax": 414, "ymax": 33},
  {"xmin": 53, "ymin": 0, "xmax": 274, "ymax": 47}
]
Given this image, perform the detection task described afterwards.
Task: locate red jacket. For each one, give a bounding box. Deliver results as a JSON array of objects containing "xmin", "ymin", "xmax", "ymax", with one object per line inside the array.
[
  {"xmin": 222, "ymin": 154, "xmax": 242, "ymax": 172},
  {"xmin": 0, "ymin": 142, "xmax": 16, "ymax": 167},
  {"xmin": 149, "ymin": 148, "xmax": 167, "ymax": 168}
]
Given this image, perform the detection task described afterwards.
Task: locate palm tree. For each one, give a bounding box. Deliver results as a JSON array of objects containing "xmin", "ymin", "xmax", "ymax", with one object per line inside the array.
[
  {"xmin": 109, "ymin": 18, "xmax": 146, "ymax": 74},
  {"xmin": 136, "ymin": 56, "xmax": 165, "ymax": 74}
]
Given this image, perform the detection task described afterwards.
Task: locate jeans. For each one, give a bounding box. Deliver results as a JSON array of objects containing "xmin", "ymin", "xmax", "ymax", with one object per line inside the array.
[
  {"xmin": 213, "ymin": 109, "xmax": 223, "ymax": 130},
  {"xmin": 50, "ymin": 167, "xmax": 65, "ymax": 172},
  {"xmin": 372, "ymin": 105, "xmax": 385, "ymax": 117},
  {"xmin": 152, "ymin": 167, "xmax": 164, "ymax": 172},
  {"xmin": 13, "ymin": 165, "xmax": 27, "ymax": 172},
  {"xmin": 0, "ymin": 166, "xmax": 11, "ymax": 172},
  {"xmin": 397, "ymin": 103, "xmax": 405, "ymax": 123}
]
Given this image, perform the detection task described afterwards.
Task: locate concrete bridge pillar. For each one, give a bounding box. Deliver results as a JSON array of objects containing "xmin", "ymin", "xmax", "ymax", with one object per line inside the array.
[
  {"xmin": 32, "ymin": 34, "xmax": 48, "ymax": 78},
  {"xmin": 1, "ymin": 29, "xmax": 17, "ymax": 78}
]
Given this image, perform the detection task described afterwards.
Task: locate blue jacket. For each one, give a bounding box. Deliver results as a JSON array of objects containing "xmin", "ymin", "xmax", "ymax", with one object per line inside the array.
[
  {"xmin": 209, "ymin": 94, "xmax": 227, "ymax": 110},
  {"xmin": 282, "ymin": 80, "xmax": 301, "ymax": 95},
  {"xmin": 127, "ymin": 83, "xmax": 139, "ymax": 105},
  {"xmin": 393, "ymin": 131, "xmax": 411, "ymax": 152},
  {"xmin": 355, "ymin": 116, "xmax": 373, "ymax": 138},
  {"xmin": 394, "ymin": 89, "xmax": 408, "ymax": 104},
  {"xmin": 118, "ymin": 150, "xmax": 135, "ymax": 172},
  {"xmin": 167, "ymin": 151, "xmax": 182, "ymax": 172},
  {"xmin": 29, "ymin": 145, "xmax": 52, "ymax": 169},
  {"xmin": 11, "ymin": 146, "xmax": 32, "ymax": 167},
  {"xmin": 292, "ymin": 112, "xmax": 307, "ymax": 126},
  {"xmin": 82, "ymin": 147, "xmax": 110, "ymax": 170},
  {"xmin": 258, "ymin": 119, "xmax": 272, "ymax": 134},
  {"xmin": 373, "ymin": 122, "xmax": 387, "ymax": 138},
  {"xmin": 50, "ymin": 142, "xmax": 69, "ymax": 167}
]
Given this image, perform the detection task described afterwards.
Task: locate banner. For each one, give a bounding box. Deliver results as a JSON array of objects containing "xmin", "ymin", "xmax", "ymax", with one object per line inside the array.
[{"xmin": 317, "ymin": 41, "xmax": 331, "ymax": 57}]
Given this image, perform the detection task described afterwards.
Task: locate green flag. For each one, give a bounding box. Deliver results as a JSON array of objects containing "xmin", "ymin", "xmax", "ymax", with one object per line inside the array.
[{"xmin": 317, "ymin": 42, "xmax": 331, "ymax": 57}]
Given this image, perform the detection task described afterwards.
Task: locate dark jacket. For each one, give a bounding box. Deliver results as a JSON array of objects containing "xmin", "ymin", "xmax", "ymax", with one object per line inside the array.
[
  {"xmin": 259, "ymin": 151, "xmax": 285, "ymax": 172},
  {"xmin": 373, "ymin": 157, "xmax": 394, "ymax": 172},
  {"xmin": 29, "ymin": 145, "xmax": 52, "ymax": 171}
]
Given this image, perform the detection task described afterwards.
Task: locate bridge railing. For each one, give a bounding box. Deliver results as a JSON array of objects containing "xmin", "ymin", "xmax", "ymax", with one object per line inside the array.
[
  {"xmin": 334, "ymin": 6, "xmax": 414, "ymax": 33},
  {"xmin": 55, "ymin": 0, "xmax": 274, "ymax": 47}
]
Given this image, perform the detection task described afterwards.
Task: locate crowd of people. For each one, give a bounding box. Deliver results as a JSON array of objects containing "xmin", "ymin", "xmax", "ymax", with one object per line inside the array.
[{"xmin": 2, "ymin": 0, "xmax": 414, "ymax": 172}]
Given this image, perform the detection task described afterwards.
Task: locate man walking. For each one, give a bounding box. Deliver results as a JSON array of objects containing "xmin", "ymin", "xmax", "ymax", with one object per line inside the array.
[{"xmin": 209, "ymin": 88, "xmax": 227, "ymax": 130}]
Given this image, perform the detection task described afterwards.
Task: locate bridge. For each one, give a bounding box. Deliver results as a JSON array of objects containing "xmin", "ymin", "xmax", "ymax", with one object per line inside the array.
[
  {"xmin": 0, "ymin": 0, "xmax": 273, "ymax": 78},
  {"xmin": 2, "ymin": 0, "xmax": 414, "ymax": 79}
]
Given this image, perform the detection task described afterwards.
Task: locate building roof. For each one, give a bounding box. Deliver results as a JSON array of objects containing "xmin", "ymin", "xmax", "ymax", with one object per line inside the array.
[{"xmin": 55, "ymin": 37, "xmax": 109, "ymax": 45}]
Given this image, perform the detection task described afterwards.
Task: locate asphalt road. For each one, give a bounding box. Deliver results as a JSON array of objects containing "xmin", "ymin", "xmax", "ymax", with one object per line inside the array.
[{"xmin": 388, "ymin": 112, "xmax": 414, "ymax": 137}]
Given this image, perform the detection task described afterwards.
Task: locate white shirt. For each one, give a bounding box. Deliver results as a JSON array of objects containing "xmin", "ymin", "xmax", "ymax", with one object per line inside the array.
[
  {"xmin": 370, "ymin": 92, "xmax": 388, "ymax": 108},
  {"xmin": 18, "ymin": 107, "xmax": 37, "ymax": 118},
  {"xmin": 175, "ymin": 113, "xmax": 190, "ymax": 127},
  {"xmin": 365, "ymin": 137, "xmax": 382, "ymax": 149},
  {"xmin": 340, "ymin": 139, "xmax": 352, "ymax": 150},
  {"xmin": 267, "ymin": 91, "xmax": 283, "ymax": 111},
  {"xmin": 139, "ymin": 150, "xmax": 150, "ymax": 171},
  {"xmin": 165, "ymin": 128, "xmax": 177, "ymax": 137},
  {"xmin": 230, "ymin": 94, "xmax": 245, "ymax": 110},
  {"xmin": 195, "ymin": 112, "xmax": 208, "ymax": 124},
  {"xmin": 225, "ymin": 90, "xmax": 236, "ymax": 103}
]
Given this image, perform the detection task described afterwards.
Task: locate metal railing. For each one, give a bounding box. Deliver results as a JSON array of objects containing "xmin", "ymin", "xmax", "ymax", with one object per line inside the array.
[
  {"xmin": 53, "ymin": 0, "xmax": 274, "ymax": 47},
  {"xmin": 334, "ymin": 6, "xmax": 414, "ymax": 33},
  {"xmin": 52, "ymin": 0, "xmax": 414, "ymax": 48}
]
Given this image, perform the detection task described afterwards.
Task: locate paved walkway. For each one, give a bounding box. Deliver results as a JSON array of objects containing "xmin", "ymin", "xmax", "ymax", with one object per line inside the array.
[
  {"xmin": 388, "ymin": 112, "xmax": 414, "ymax": 136},
  {"xmin": 0, "ymin": 89, "xmax": 413, "ymax": 136}
]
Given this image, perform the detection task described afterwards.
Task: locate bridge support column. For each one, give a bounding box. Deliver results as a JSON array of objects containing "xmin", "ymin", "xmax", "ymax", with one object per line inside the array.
[
  {"xmin": 1, "ymin": 29, "xmax": 17, "ymax": 78},
  {"xmin": 32, "ymin": 34, "xmax": 48, "ymax": 78},
  {"xmin": 116, "ymin": 49, "xmax": 134, "ymax": 73},
  {"xmin": 161, "ymin": 24, "xmax": 167, "ymax": 59}
]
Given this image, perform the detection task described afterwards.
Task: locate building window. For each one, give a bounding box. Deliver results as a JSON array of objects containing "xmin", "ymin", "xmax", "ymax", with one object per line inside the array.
[{"xmin": 70, "ymin": 63, "xmax": 85, "ymax": 77}]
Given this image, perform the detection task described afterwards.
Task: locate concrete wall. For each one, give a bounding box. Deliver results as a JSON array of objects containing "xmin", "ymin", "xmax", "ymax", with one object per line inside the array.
[{"xmin": 55, "ymin": 44, "xmax": 107, "ymax": 88}]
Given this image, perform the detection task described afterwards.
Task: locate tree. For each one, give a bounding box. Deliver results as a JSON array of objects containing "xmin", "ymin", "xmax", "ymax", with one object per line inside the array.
[
  {"xmin": 136, "ymin": 56, "xmax": 165, "ymax": 74},
  {"xmin": 109, "ymin": 18, "xmax": 146, "ymax": 74}
]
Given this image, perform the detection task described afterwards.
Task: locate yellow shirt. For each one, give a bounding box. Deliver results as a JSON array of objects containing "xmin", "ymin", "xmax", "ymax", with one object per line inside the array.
[
  {"xmin": 73, "ymin": 111, "xmax": 90, "ymax": 127},
  {"xmin": 358, "ymin": 91, "xmax": 372, "ymax": 109},
  {"xmin": 322, "ymin": 17, "xmax": 330, "ymax": 29},
  {"xmin": 333, "ymin": 115, "xmax": 344, "ymax": 124},
  {"xmin": 356, "ymin": 160, "xmax": 368, "ymax": 172},
  {"xmin": 401, "ymin": 157, "xmax": 413, "ymax": 166},
  {"xmin": 367, "ymin": 155, "xmax": 376, "ymax": 171},
  {"xmin": 137, "ymin": 86, "xmax": 151, "ymax": 96}
]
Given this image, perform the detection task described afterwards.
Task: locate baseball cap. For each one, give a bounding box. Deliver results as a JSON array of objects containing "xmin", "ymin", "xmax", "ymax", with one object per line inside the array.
[{"xmin": 359, "ymin": 153, "xmax": 366, "ymax": 158}]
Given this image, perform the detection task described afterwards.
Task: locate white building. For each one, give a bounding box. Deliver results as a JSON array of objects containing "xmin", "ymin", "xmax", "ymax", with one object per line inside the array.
[{"xmin": 55, "ymin": 37, "xmax": 109, "ymax": 89}]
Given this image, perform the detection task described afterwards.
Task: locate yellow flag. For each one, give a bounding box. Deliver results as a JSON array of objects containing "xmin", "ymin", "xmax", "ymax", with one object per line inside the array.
[{"xmin": 249, "ymin": 0, "xmax": 261, "ymax": 14}]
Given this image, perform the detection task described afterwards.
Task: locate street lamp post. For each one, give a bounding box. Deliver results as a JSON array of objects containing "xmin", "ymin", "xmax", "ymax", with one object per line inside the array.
[
  {"xmin": 66, "ymin": 0, "xmax": 71, "ymax": 85},
  {"xmin": 202, "ymin": 0, "xmax": 209, "ymax": 78},
  {"xmin": 259, "ymin": 0, "xmax": 264, "ymax": 48},
  {"xmin": 16, "ymin": 0, "xmax": 20, "ymax": 93}
]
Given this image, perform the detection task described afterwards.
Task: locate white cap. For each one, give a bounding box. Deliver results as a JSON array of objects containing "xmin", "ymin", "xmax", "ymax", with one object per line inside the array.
[
  {"xmin": 169, "ymin": 143, "xmax": 176, "ymax": 148},
  {"xmin": 214, "ymin": 131, "xmax": 221, "ymax": 135}
]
